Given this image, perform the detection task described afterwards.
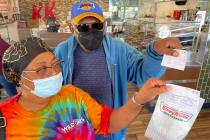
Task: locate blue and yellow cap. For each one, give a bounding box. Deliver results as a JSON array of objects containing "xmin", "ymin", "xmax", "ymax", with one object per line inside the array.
[{"xmin": 71, "ymin": 0, "xmax": 105, "ymax": 25}]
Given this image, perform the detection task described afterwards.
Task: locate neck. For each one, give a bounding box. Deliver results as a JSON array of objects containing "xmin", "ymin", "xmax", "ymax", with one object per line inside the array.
[{"xmin": 18, "ymin": 90, "xmax": 51, "ymax": 112}]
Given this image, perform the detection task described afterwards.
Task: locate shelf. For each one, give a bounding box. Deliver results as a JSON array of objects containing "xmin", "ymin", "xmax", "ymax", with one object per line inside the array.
[
  {"xmin": 174, "ymin": 32, "xmax": 195, "ymax": 37},
  {"xmin": 170, "ymin": 26, "xmax": 196, "ymax": 32},
  {"xmin": 182, "ymin": 45, "xmax": 193, "ymax": 50},
  {"xmin": 180, "ymin": 39, "xmax": 193, "ymax": 43}
]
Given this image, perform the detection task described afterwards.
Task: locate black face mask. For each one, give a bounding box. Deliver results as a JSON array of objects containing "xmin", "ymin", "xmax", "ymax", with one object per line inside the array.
[{"xmin": 77, "ymin": 29, "xmax": 104, "ymax": 51}]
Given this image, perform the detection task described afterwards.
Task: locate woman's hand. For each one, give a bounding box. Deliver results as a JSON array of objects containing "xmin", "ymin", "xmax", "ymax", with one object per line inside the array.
[
  {"xmin": 135, "ymin": 78, "xmax": 171, "ymax": 105},
  {"xmin": 108, "ymin": 78, "xmax": 171, "ymax": 133}
]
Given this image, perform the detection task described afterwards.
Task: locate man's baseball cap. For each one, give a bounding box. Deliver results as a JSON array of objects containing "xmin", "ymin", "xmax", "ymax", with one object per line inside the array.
[{"xmin": 71, "ymin": 0, "xmax": 105, "ymax": 25}]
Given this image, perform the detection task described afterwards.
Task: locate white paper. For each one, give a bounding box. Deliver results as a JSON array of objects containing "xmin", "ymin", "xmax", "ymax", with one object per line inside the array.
[
  {"xmin": 157, "ymin": 25, "xmax": 171, "ymax": 39},
  {"xmin": 145, "ymin": 98, "xmax": 205, "ymax": 140},
  {"xmin": 161, "ymin": 49, "xmax": 188, "ymax": 71},
  {"xmin": 162, "ymin": 84, "xmax": 200, "ymax": 113}
]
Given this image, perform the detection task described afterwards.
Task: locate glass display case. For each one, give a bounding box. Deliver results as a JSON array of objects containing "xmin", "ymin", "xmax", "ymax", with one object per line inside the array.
[
  {"xmin": 111, "ymin": 20, "xmax": 204, "ymax": 59},
  {"xmin": 155, "ymin": 22, "xmax": 199, "ymax": 49},
  {"xmin": 110, "ymin": 19, "xmax": 155, "ymax": 53},
  {"xmin": 154, "ymin": 21, "xmax": 209, "ymax": 64}
]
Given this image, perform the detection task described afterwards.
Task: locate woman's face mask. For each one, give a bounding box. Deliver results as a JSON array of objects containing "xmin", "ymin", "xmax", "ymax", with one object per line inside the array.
[{"xmin": 22, "ymin": 72, "xmax": 63, "ymax": 98}]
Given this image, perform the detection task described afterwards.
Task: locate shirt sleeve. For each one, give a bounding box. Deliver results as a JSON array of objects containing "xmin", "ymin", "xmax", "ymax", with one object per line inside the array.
[{"xmin": 75, "ymin": 88, "xmax": 112, "ymax": 135}]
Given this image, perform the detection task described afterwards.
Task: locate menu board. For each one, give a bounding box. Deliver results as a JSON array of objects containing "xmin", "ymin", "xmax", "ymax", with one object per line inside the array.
[{"xmin": 0, "ymin": 0, "xmax": 9, "ymax": 14}]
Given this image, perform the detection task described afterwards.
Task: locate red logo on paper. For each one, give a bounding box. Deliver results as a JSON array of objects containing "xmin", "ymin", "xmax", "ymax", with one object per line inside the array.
[{"xmin": 160, "ymin": 102, "xmax": 193, "ymax": 122}]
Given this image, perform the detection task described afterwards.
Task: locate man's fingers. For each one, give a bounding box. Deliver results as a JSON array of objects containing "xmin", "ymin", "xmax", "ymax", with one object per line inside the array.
[
  {"xmin": 171, "ymin": 38, "xmax": 182, "ymax": 49},
  {"xmin": 166, "ymin": 37, "xmax": 182, "ymax": 49}
]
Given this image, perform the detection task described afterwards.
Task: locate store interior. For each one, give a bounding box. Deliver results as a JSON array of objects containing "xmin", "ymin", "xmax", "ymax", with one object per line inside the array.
[{"xmin": 0, "ymin": 0, "xmax": 210, "ymax": 140}]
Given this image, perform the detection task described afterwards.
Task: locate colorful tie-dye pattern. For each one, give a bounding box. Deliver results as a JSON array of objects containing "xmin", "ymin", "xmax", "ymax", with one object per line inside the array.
[{"xmin": 0, "ymin": 85, "xmax": 111, "ymax": 140}]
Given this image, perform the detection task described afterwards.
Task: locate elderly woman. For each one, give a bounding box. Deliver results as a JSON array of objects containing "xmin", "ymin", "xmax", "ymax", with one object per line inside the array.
[{"xmin": 0, "ymin": 37, "xmax": 170, "ymax": 140}]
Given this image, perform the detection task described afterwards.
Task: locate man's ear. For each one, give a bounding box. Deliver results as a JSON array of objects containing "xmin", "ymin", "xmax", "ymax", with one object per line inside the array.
[
  {"xmin": 103, "ymin": 21, "xmax": 107, "ymax": 33},
  {"xmin": 68, "ymin": 22, "xmax": 74, "ymax": 33},
  {"xmin": 104, "ymin": 21, "xmax": 107, "ymax": 27},
  {"xmin": 69, "ymin": 23, "xmax": 79, "ymax": 34}
]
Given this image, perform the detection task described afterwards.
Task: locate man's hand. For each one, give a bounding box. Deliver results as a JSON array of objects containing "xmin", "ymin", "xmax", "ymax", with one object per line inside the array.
[
  {"xmin": 135, "ymin": 78, "xmax": 171, "ymax": 105},
  {"xmin": 154, "ymin": 37, "xmax": 181, "ymax": 57}
]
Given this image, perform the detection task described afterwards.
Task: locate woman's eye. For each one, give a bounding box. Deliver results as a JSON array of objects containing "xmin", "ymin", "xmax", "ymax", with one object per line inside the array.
[
  {"xmin": 54, "ymin": 61, "xmax": 63, "ymax": 67},
  {"xmin": 55, "ymin": 62, "xmax": 60, "ymax": 67},
  {"xmin": 36, "ymin": 67, "xmax": 48, "ymax": 73}
]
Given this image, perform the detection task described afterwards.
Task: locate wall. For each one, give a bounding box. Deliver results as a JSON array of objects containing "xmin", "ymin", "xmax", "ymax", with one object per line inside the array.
[
  {"xmin": 139, "ymin": 0, "xmax": 155, "ymax": 18},
  {"xmin": 18, "ymin": 0, "xmax": 109, "ymax": 26},
  {"xmin": 0, "ymin": 0, "xmax": 20, "ymax": 42},
  {"xmin": 155, "ymin": 0, "xmax": 197, "ymax": 18},
  {"xmin": 197, "ymin": 43, "xmax": 210, "ymax": 103},
  {"xmin": 139, "ymin": 0, "xmax": 197, "ymax": 23}
]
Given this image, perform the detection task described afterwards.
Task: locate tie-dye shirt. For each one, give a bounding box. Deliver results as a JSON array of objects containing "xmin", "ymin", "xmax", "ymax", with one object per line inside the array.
[{"xmin": 0, "ymin": 85, "xmax": 112, "ymax": 140}]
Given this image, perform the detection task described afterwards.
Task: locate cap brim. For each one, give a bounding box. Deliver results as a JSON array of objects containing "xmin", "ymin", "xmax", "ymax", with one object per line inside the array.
[{"xmin": 71, "ymin": 12, "xmax": 105, "ymax": 25}]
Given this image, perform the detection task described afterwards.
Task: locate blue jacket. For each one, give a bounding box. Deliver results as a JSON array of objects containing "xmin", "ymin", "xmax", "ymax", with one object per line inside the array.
[{"xmin": 54, "ymin": 34, "xmax": 165, "ymax": 140}]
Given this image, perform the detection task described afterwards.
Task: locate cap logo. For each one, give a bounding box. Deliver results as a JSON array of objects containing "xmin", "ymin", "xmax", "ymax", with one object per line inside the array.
[{"xmin": 79, "ymin": 1, "xmax": 95, "ymax": 10}]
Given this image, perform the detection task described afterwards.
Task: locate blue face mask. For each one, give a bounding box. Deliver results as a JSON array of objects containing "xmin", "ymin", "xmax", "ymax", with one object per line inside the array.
[{"xmin": 22, "ymin": 72, "xmax": 63, "ymax": 98}]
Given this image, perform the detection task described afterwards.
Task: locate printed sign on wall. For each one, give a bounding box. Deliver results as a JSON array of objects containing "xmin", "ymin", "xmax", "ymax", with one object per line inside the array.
[{"xmin": 0, "ymin": 0, "xmax": 9, "ymax": 14}]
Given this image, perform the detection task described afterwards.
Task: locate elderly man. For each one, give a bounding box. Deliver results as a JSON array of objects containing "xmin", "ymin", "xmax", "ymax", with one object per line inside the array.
[{"xmin": 55, "ymin": 0, "xmax": 181, "ymax": 140}]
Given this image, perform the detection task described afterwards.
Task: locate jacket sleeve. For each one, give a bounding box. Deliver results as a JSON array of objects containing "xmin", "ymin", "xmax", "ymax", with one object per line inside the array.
[{"xmin": 126, "ymin": 42, "xmax": 166, "ymax": 86}]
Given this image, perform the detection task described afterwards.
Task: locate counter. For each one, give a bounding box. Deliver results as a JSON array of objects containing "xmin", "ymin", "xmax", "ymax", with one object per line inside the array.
[
  {"xmin": 161, "ymin": 61, "xmax": 201, "ymax": 89},
  {"xmin": 39, "ymin": 32, "xmax": 72, "ymax": 49}
]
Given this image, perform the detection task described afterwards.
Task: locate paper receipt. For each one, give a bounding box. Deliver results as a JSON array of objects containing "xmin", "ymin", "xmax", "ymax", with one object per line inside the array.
[{"xmin": 161, "ymin": 49, "xmax": 188, "ymax": 71}]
